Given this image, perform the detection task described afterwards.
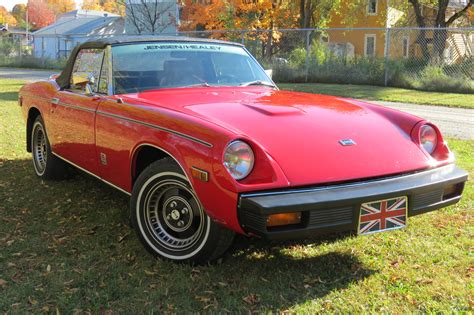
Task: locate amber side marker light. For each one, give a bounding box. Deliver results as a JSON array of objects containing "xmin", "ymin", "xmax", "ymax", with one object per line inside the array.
[
  {"xmin": 267, "ymin": 212, "xmax": 302, "ymax": 228},
  {"xmin": 191, "ymin": 167, "xmax": 209, "ymax": 182}
]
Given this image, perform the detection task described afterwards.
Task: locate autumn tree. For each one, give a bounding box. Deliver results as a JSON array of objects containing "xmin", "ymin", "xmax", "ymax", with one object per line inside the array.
[
  {"xmin": 0, "ymin": 6, "xmax": 17, "ymax": 26},
  {"xmin": 27, "ymin": 0, "xmax": 55, "ymax": 29},
  {"xmin": 119, "ymin": 0, "xmax": 177, "ymax": 35},
  {"xmin": 298, "ymin": 0, "xmax": 347, "ymax": 28},
  {"xmin": 12, "ymin": 4, "xmax": 27, "ymax": 27},
  {"xmin": 82, "ymin": 0, "xmax": 103, "ymax": 11},
  {"xmin": 407, "ymin": 0, "xmax": 473, "ymax": 59},
  {"xmin": 82, "ymin": 0, "xmax": 125, "ymax": 15},
  {"xmin": 46, "ymin": 0, "xmax": 76, "ymax": 15},
  {"xmin": 181, "ymin": 0, "xmax": 300, "ymax": 59},
  {"xmin": 103, "ymin": 0, "xmax": 125, "ymax": 16}
]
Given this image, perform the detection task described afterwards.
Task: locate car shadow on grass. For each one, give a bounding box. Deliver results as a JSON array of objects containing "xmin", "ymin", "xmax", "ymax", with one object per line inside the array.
[
  {"xmin": 0, "ymin": 159, "xmax": 376, "ymax": 312},
  {"xmin": 0, "ymin": 91, "xmax": 20, "ymax": 102}
]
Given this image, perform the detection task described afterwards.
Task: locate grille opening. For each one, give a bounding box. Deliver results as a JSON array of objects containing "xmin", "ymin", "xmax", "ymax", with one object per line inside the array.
[{"xmin": 443, "ymin": 183, "xmax": 464, "ymax": 200}]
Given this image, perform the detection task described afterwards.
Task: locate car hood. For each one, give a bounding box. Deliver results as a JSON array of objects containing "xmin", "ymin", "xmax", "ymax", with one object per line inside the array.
[{"xmin": 124, "ymin": 87, "xmax": 431, "ymax": 186}]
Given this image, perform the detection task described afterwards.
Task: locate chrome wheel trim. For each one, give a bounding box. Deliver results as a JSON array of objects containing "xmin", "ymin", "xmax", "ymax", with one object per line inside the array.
[
  {"xmin": 136, "ymin": 172, "xmax": 210, "ymax": 260},
  {"xmin": 32, "ymin": 121, "xmax": 47, "ymax": 176},
  {"xmin": 161, "ymin": 195, "xmax": 194, "ymax": 233}
]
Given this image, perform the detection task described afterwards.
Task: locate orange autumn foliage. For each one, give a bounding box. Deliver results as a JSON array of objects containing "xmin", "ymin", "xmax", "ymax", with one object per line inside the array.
[
  {"xmin": 46, "ymin": 0, "xmax": 76, "ymax": 16},
  {"xmin": 180, "ymin": 0, "xmax": 299, "ymax": 57},
  {"xmin": 181, "ymin": 0, "xmax": 299, "ymax": 31},
  {"xmin": 82, "ymin": 0, "xmax": 125, "ymax": 16},
  {"xmin": 0, "ymin": 6, "xmax": 17, "ymax": 26}
]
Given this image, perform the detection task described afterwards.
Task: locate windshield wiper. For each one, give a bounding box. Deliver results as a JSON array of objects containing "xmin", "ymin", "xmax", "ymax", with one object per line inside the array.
[
  {"xmin": 240, "ymin": 80, "xmax": 276, "ymax": 88},
  {"xmin": 182, "ymin": 82, "xmax": 212, "ymax": 88}
]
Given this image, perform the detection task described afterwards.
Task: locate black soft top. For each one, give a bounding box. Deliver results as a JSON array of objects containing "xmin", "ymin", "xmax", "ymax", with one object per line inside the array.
[{"xmin": 55, "ymin": 36, "xmax": 243, "ymax": 89}]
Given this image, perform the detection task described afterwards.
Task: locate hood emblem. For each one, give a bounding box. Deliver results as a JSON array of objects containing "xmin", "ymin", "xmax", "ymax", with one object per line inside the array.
[{"xmin": 339, "ymin": 139, "xmax": 356, "ymax": 146}]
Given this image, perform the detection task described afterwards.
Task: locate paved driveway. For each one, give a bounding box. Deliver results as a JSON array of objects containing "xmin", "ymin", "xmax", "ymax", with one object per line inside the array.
[
  {"xmin": 1, "ymin": 67, "xmax": 472, "ymax": 140},
  {"xmin": 0, "ymin": 67, "xmax": 57, "ymax": 81},
  {"xmin": 370, "ymin": 101, "xmax": 473, "ymax": 140}
]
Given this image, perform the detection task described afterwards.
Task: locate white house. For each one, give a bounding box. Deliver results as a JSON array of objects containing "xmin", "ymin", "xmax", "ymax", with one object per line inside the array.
[{"xmin": 32, "ymin": 10, "xmax": 125, "ymax": 59}]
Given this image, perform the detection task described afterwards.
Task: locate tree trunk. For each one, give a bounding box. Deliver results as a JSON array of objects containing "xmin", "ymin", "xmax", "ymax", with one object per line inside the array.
[
  {"xmin": 432, "ymin": 28, "xmax": 448, "ymax": 63},
  {"xmin": 432, "ymin": 0, "xmax": 449, "ymax": 62},
  {"xmin": 432, "ymin": 0, "xmax": 473, "ymax": 62},
  {"xmin": 300, "ymin": 0, "xmax": 306, "ymax": 27},
  {"xmin": 409, "ymin": 0, "xmax": 473, "ymax": 62},
  {"xmin": 299, "ymin": 0, "xmax": 313, "ymax": 28},
  {"xmin": 408, "ymin": 0, "xmax": 430, "ymax": 59}
]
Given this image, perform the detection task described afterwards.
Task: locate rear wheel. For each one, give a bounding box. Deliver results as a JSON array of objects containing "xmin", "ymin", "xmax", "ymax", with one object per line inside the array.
[
  {"xmin": 131, "ymin": 159, "xmax": 234, "ymax": 264},
  {"xmin": 31, "ymin": 116, "xmax": 70, "ymax": 180}
]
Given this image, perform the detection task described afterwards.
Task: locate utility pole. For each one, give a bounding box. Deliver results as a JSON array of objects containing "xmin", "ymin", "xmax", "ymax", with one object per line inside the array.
[{"xmin": 26, "ymin": 5, "xmax": 29, "ymax": 43}]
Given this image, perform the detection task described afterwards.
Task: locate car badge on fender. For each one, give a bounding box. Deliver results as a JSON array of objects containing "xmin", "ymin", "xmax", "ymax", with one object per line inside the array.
[{"xmin": 339, "ymin": 139, "xmax": 356, "ymax": 146}]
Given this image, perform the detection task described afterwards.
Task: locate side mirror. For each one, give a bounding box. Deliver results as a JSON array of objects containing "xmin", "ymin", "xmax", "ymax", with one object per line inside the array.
[{"xmin": 264, "ymin": 69, "xmax": 273, "ymax": 79}]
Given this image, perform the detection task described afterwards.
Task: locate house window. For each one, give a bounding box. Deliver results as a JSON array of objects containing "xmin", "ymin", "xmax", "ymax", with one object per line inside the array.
[
  {"xmin": 367, "ymin": 0, "xmax": 377, "ymax": 15},
  {"xmin": 402, "ymin": 36, "xmax": 409, "ymax": 58},
  {"xmin": 365, "ymin": 34, "xmax": 376, "ymax": 57}
]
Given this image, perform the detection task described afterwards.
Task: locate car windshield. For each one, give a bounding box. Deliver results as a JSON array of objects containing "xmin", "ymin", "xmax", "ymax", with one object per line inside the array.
[{"xmin": 112, "ymin": 42, "xmax": 274, "ymax": 94}]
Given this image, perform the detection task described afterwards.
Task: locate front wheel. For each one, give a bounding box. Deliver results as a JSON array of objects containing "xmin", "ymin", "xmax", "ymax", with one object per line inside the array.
[
  {"xmin": 31, "ymin": 116, "xmax": 71, "ymax": 180},
  {"xmin": 130, "ymin": 159, "xmax": 234, "ymax": 264}
]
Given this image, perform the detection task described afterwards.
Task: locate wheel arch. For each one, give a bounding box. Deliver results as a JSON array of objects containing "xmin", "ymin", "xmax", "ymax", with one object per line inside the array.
[
  {"xmin": 131, "ymin": 143, "xmax": 191, "ymax": 187},
  {"xmin": 26, "ymin": 107, "xmax": 43, "ymax": 152}
]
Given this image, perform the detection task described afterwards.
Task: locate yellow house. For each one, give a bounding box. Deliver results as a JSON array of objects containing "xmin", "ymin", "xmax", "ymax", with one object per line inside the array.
[
  {"xmin": 325, "ymin": 0, "xmax": 473, "ymax": 61},
  {"xmin": 326, "ymin": 0, "xmax": 388, "ymax": 58}
]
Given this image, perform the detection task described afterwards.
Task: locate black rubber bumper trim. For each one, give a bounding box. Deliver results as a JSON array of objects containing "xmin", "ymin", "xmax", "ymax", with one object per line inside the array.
[{"xmin": 238, "ymin": 164, "xmax": 468, "ymax": 240}]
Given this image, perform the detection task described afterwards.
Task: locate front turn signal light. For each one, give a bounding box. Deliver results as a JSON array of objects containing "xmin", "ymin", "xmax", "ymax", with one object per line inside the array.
[{"xmin": 267, "ymin": 212, "xmax": 302, "ymax": 227}]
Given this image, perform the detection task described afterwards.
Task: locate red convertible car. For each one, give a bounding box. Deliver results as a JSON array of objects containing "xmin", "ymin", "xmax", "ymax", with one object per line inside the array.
[{"xmin": 19, "ymin": 37, "xmax": 467, "ymax": 263}]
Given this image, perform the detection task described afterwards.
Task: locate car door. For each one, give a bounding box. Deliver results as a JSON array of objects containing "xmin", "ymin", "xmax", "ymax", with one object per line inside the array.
[{"xmin": 48, "ymin": 48, "xmax": 105, "ymax": 175}]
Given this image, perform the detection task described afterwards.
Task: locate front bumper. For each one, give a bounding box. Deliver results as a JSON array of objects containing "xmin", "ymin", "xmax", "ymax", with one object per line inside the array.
[{"xmin": 238, "ymin": 164, "xmax": 468, "ymax": 240}]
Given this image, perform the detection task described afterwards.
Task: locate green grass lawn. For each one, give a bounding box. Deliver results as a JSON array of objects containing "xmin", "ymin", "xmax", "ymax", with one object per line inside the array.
[
  {"xmin": 279, "ymin": 83, "xmax": 474, "ymax": 109},
  {"xmin": 0, "ymin": 79, "xmax": 472, "ymax": 313}
]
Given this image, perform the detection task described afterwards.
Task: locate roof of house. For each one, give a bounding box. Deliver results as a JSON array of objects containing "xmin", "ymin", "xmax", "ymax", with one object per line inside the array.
[
  {"xmin": 7, "ymin": 27, "xmax": 27, "ymax": 35},
  {"xmin": 33, "ymin": 10, "xmax": 124, "ymax": 37},
  {"xmin": 59, "ymin": 9, "xmax": 120, "ymax": 19}
]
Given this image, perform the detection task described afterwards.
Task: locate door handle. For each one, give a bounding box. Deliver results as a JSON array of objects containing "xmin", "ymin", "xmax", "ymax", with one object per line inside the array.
[{"xmin": 51, "ymin": 97, "xmax": 59, "ymax": 113}]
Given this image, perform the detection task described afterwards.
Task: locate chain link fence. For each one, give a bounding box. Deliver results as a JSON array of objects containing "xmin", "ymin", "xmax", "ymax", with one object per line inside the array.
[
  {"xmin": 180, "ymin": 27, "xmax": 474, "ymax": 93},
  {"xmin": 0, "ymin": 36, "xmax": 67, "ymax": 69},
  {"xmin": 1, "ymin": 27, "xmax": 473, "ymax": 93}
]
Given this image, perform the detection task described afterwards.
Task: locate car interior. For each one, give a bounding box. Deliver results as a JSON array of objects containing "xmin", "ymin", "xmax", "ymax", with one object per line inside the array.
[{"xmin": 113, "ymin": 50, "xmax": 259, "ymax": 94}]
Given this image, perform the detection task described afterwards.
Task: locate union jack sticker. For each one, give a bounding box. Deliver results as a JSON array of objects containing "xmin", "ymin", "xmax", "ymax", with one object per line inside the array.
[{"xmin": 358, "ymin": 196, "xmax": 408, "ymax": 235}]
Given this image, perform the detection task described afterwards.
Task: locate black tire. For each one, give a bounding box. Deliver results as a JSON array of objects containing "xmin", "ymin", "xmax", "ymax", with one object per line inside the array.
[
  {"xmin": 31, "ymin": 116, "xmax": 71, "ymax": 180},
  {"xmin": 130, "ymin": 158, "xmax": 234, "ymax": 264}
]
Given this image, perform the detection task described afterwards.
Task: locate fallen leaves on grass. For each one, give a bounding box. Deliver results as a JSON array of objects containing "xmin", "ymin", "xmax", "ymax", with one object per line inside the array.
[
  {"xmin": 243, "ymin": 293, "xmax": 260, "ymax": 305},
  {"xmin": 28, "ymin": 296, "xmax": 38, "ymax": 305}
]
